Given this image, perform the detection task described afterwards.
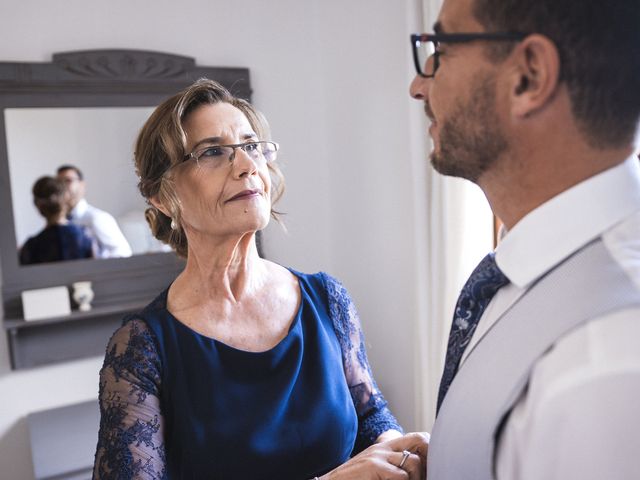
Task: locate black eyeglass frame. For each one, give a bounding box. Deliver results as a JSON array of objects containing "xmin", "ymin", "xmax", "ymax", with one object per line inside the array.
[
  {"xmin": 411, "ymin": 32, "xmax": 528, "ymax": 78},
  {"xmin": 183, "ymin": 140, "xmax": 279, "ymax": 164}
]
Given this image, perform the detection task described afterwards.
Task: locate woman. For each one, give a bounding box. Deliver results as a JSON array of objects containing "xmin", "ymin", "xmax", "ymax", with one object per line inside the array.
[
  {"xmin": 93, "ymin": 79, "xmax": 427, "ymax": 479},
  {"xmin": 19, "ymin": 176, "xmax": 94, "ymax": 265}
]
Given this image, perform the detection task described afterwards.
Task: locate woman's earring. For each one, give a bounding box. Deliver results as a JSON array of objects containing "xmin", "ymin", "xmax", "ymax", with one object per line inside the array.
[{"xmin": 170, "ymin": 218, "xmax": 177, "ymax": 230}]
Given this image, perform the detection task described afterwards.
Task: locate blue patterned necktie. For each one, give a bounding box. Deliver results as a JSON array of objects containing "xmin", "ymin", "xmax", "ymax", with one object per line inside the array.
[{"xmin": 436, "ymin": 252, "xmax": 509, "ymax": 414}]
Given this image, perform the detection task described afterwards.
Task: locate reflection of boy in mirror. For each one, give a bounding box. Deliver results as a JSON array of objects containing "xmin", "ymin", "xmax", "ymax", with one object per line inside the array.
[
  {"xmin": 57, "ymin": 164, "xmax": 133, "ymax": 259},
  {"xmin": 19, "ymin": 176, "xmax": 94, "ymax": 265}
]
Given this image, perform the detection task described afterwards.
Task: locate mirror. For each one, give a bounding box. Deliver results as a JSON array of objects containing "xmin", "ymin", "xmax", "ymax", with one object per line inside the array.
[
  {"xmin": 5, "ymin": 106, "xmax": 166, "ymax": 261},
  {"xmin": 0, "ymin": 49, "xmax": 252, "ymax": 324}
]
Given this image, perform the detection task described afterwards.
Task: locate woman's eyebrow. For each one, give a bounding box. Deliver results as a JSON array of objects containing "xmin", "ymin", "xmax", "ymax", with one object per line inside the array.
[
  {"xmin": 191, "ymin": 132, "xmax": 257, "ymax": 150},
  {"xmin": 191, "ymin": 136, "xmax": 223, "ymax": 150}
]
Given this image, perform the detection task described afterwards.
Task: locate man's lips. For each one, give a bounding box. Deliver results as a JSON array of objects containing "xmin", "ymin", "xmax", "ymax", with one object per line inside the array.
[
  {"xmin": 424, "ymin": 103, "xmax": 435, "ymax": 123},
  {"xmin": 226, "ymin": 189, "xmax": 262, "ymax": 202},
  {"xmin": 424, "ymin": 103, "xmax": 437, "ymax": 137}
]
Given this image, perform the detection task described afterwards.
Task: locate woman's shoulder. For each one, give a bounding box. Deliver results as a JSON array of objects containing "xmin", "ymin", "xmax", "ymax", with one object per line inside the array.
[
  {"xmin": 20, "ymin": 234, "xmax": 37, "ymax": 249},
  {"xmin": 29, "ymin": 226, "xmax": 56, "ymax": 244},
  {"xmin": 59, "ymin": 223, "xmax": 82, "ymax": 231},
  {"xmin": 128, "ymin": 288, "xmax": 171, "ymax": 319},
  {"xmin": 260, "ymin": 261, "xmax": 357, "ymax": 318},
  {"xmin": 269, "ymin": 262, "xmax": 351, "ymax": 303},
  {"xmin": 102, "ymin": 316, "xmax": 163, "ymax": 393},
  {"xmin": 112, "ymin": 291, "xmax": 167, "ymax": 340},
  {"xmin": 293, "ymin": 268, "xmax": 347, "ymax": 296},
  {"xmin": 110, "ymin": 316, "xmax": 156, "ymax": 350},
  {"xmin": 263, "ymin": 259, "xmax": 341, "ymax": 286},
  {"xmin": 58, "ymin": 224, "xmax": 92, "ymax": 243},
  {"xmin": 272, "ymin": 265, "xmax": 329, "ymax": 291}
]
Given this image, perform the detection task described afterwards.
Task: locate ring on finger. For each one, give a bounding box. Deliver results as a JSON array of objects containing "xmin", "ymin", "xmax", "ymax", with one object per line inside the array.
[{"xmin": 399, "ymin": 449, "xmax": 411, "ymax": 469}]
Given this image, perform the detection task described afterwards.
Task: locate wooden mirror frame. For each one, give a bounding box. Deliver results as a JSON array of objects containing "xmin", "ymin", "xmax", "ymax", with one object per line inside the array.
[{"xmin": 0, "ymin": 50, "xmax": 251, "ymax": 368}]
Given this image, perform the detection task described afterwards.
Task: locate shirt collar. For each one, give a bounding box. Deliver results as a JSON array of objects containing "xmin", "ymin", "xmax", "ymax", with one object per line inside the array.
[
  {"xmin": 496, "ymin": 155, "xmax": 640, "ymax": 288},
  {"xmin": 71, "ymin": 198, "xmax": 88, "ymax": 218}
]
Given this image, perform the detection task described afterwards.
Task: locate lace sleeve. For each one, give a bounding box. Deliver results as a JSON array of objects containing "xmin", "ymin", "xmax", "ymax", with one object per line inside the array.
[
  {"xmin": 93, "ymin": 318, "xmax": 167, "ymax": 480},
  {"xmin": 323, "ymin": 273, "xmax": 404, "ymax": 454}
]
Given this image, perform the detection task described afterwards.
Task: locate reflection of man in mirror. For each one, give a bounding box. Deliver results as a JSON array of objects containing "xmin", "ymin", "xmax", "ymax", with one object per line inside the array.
[
  {"xmin": 19, "ymin": 176, "xmax": 94, "ymax": 265},
  {"xmin": 57, "ymin": 164, "xmax": 132, "ymax": 258}
]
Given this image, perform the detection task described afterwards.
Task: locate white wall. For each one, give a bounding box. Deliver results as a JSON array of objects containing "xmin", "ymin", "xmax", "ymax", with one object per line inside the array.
[{"xmin": 0, "ymin": 0, "xmax": 427, "ymax": 477}]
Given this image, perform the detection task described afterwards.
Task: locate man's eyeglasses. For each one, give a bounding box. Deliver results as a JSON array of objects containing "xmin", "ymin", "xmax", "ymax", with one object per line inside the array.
[
  {"xmin": 411, "ymin": 32, "xmax": 528, "ymax": 78},
  {"xmin": 184, "ymin": 140, "xmax": 279, "ymax": 168}
]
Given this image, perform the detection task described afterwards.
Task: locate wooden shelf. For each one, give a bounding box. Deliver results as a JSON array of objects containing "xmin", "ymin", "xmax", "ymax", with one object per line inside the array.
[
  {"xmin": 4, "ymin": 300, "xmax": 147, "ymax": 330},
  {"xmin": 3, "ymin": 300, "xmax": 148, "ymax": 370}
]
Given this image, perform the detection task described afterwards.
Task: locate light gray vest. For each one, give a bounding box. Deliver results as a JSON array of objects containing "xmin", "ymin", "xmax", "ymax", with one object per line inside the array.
[{"xmin": 428, "ymin": 238, "xmax": 640, "ymax": 479}]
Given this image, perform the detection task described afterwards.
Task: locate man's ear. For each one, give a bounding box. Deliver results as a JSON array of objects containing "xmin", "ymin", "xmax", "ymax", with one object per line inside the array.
[
  {"xmin": 507, "ymin": 34, "xmax": 560, "ymax": 118},
  {"xmin": 150, "ymin": 196, "xmax": 170, "ymax": 218}
]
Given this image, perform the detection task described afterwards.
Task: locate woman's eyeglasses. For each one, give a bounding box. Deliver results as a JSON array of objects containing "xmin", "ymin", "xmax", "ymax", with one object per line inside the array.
[{"xmin": 184, "ymin": 141, "xmax": 279, "ymax": 168}]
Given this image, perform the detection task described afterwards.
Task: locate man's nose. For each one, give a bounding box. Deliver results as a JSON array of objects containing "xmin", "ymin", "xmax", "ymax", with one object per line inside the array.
[{"xmin": 410, "ymin": 74, "xmax": 429, "ymax": 100}]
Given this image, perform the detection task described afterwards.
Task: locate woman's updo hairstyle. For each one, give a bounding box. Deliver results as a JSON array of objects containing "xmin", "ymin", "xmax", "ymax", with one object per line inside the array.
[
  {"xmin": 134, "ymin": 78, "xmax": 284, "ymax": 258},
  {"xmin": 32, "ymin": 176, "xmax": 67, "ymax": 220}
]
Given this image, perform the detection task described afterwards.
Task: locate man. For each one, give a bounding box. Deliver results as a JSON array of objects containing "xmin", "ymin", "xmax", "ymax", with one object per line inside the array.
[
  {"xmin": 410, "ymin": 0, "xmax": 640, "ymax": 479},
  {"xmin": 57, "ymin": 165, "xmax": 132, "ymax": 258}
]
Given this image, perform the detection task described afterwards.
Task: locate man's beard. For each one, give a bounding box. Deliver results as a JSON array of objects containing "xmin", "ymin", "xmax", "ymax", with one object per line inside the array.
[{"xmin": 431, "ymin": 74, "xmax": 508, "ymax": 183}]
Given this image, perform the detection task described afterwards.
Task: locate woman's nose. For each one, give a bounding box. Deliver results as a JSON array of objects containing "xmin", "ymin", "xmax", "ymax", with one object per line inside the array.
[{"xmin": 232, "ymin": 148, "xmax": 258, "ymax": 178}]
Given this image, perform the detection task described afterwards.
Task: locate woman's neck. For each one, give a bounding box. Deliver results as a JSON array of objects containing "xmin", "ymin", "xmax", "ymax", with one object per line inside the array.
[
  {"xmin": 46, "ymin": 212, "xmax": 68, "ymax": 226},
  {"xmin": 175, "ymin": 233, "xmax": 266, "ymax": 305}
]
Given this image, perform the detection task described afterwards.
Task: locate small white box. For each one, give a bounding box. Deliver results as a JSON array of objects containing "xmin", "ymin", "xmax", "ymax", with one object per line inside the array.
[{"xmin": 21, "ymin": 286, "xmax": 71, "ymax": 321}]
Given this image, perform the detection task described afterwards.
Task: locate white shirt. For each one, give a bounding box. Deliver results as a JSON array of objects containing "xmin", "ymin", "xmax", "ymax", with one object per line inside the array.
[
  {"xmin": 463, "ymin": 156, "xmax": 640, "ymax": 480},
  {"xmin": 70, "ymin": 198, "xmax": 133, "ymax": 259}
]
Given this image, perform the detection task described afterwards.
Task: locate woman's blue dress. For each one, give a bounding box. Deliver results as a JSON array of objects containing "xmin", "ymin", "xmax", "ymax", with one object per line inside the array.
[
  {"xmin": 93, "ymin": 270, "xmax": 402, "ymax": 479},
  {"xmin": 19, "ymin": 224, "xmax": 93, "ymax": 265}
]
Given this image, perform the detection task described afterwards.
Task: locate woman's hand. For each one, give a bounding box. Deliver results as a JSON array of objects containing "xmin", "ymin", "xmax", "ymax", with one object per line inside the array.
[{"xmin": 321, "ymin": 432, "xmax": 429, "ymax": 480}]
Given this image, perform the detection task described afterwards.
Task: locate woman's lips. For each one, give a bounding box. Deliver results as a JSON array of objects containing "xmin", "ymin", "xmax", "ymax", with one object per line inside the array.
[{"xmin": 226, "ymin": 189, "xmax": 262, "ymax": 202}]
